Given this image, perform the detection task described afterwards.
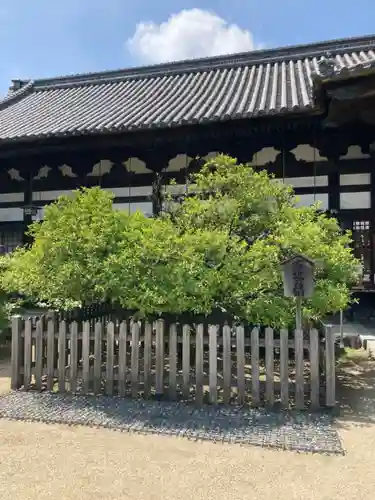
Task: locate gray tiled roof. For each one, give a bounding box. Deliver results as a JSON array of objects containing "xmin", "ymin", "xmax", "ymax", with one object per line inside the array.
[{"xmin": 0, "ymin": 34, "xmax": 375, "ymax": 143}]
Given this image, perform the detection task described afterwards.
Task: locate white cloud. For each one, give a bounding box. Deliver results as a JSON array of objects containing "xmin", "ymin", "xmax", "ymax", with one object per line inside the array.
[{"xmin": 126, "ymin": 9, "xmax": 255, "ymax": 64}]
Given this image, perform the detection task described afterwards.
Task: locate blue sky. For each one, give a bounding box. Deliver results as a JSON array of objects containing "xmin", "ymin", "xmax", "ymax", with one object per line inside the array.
[{"xmin": 0, "ymin": 0, "xmax": 374, "ymax": 96}]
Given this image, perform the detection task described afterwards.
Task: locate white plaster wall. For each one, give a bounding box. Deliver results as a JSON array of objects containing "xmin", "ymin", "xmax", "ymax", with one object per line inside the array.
[
  {"xmin": 0, "ymin": 207, "xmax": 24, "ymax": 222},
  {"xmin": 340, "ymin": 173, "xmax": 371, "ymax": 186},
  {"xmin": 33, "ymin": 190, "xmax": 73, "ymax": 202},
  {"xmin": 0, "ymin": 192, "xmax": 24, "ymax": 203},
  {"xmin": 340, "ymin": 192, "xmax": 371, "ymax": 209},
  {"xmin": 113, "ymin": 202, "xmax": 153, "ymax": 216},
  {"xmin": 280, "ymin": 175, "xmax": 328, "ymax": 188},
  {"xmin": 104, "ymin": 186, "xmax": 153, "ymax": 197},
  {"xmin": 33, "ymin": 186, "xmax": 153, "ymax": 202},
  {"xmin": 295, "ymin": 193, "xmax": 329, "ymax": 210}
]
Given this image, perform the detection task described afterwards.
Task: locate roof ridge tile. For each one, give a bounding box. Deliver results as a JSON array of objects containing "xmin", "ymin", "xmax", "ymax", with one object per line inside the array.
[
  {"xmin": 16, "ymin": 34, "xmax": 375, "ymax": 90},
  {"xmin": 0, "ymin": 80, "xmax": 34, "ymax": 110}
]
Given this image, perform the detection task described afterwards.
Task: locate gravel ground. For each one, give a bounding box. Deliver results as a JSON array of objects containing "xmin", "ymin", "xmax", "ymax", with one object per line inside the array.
[
  {"xmin": 0, "ymin": 419, "xmax": 374, "ymax": 500},
  {"xmin": 0, "ymin": 391, "xmax": 343, "ymax": 455},
  {"xmin": 1, "ymin": 359, "xmax": 375, "ymax": 500}
]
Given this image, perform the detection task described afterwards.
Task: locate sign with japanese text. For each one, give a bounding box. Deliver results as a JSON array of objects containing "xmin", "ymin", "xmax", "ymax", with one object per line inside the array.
[{"xmin": 282, "ymin": 255, "xmax": 315, "ymax": 298}]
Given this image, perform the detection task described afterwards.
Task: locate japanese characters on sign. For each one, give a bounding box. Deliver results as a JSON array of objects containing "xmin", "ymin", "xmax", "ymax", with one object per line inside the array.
[
  {"xmin": 282, "ymin": 255, "xmax": 315, "ymax": 298},
  {"xmin": 292, "ymin": 260, "xmax": 305, "ymax": 297}
]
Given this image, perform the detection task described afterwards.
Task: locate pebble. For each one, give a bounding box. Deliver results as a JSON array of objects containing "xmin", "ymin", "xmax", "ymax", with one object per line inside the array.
[{"xmin": 0, "ymin": 392, "xmax": 344, "ymax": 455}]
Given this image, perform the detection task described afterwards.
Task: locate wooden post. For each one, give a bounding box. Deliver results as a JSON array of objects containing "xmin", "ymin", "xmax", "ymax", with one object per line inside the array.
[
  {"xmin": 339, "ymin": 309, "xmax": 344, "ymax": 348},
  {"xmin": 46, "ymin": 319, "xmax": 55, "ymax": 391},
  {"xmin": 309, "ymin": 329, "xmax": 320, "ymax": 409},
  {"xmin": 222, "ymin": 324, "xmax": 231, "ymax": 405},
  {"xmin": 236, "ymin": 325, "xmax": 245, "ymax": 405},
  {"xmin": 208, "ymin": 325, "xmax": 218, "ymax": 404},
  {"xmin": 23, "ymin": 319, "xmax": 32, "ymax": 391},
  {"xmin": 58, "ymin": 321, "xmax": 67, "ymax": 393},
  {"xmin": 70, "ymin": 322, "xmax": 78, "ymax": 393},
  {"xmin": 22, "ymin": 168, "xmax": 34, "ymax": 246},
  {"xmin": 296, "ymin": 296, "xmax": 302, "ymax": 332},
  {"xmin": 155, "ymin": 320, "xmax": 164, "ymax": 397},
  {"xmin": 168, "ymin": 323, "xmax": 177, "ymax": 400},
  {"xmin": 118, "ymin": 321, "xmax": 128, "ymax": 397},
  {"xmin": 280, "ymin": 329, "xmax": 289, "ymax": 408},
  {"xmin": 325, "ymin": 325, "xmax": 336, "ymax": 407},
  {"xmin": 93, "ymin": 322, "xmax": 103, "ymax": 395},
  {"xmin": 182, "ymin": 325, "xmax": 190, "ymax": 400},
  {"xmin": 265, "ymin": 328, "xmax": 274, "ymax": 406},
  {"xmin": 35, "ymin": 319, "xmax": 43, "ymax": 391},
  {"xmin": 82, "ymin": 322, "xmax": 90, "ymax": 394},
  {"xmin": 295, "ymin": 328, "xmax": 305, "ymax": 410},
  {"xmin": 251, "ymin": 328, "xmax": 260, "ymax": 406},
  {"xmin": 131, "ymin": 322, "xmax": 140, "ymax": 398},
  {"xmin": 106, "ymin": 322, "xmax": 115, "ymax": 395},
  {"xmin": 11, "ymin": 315, "xmax": 22, "ymax": 390},
  {"xmin": 195, "ymin": 324, "xmax": 204, "ymax": 406}
]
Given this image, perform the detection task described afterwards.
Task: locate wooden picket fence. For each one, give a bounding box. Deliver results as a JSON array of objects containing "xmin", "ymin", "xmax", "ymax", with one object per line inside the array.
[{"xmin": 10, "ymin": 316, "xmax": 336, "ymax": 409}]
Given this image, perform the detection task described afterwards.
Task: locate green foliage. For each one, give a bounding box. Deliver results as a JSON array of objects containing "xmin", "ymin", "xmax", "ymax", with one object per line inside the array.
[
  {"xmin": 2, "ymin": 157, "xmax": 360, "ymax": 327},
  {"xmin": 2, "ymin": 187, "xmax": 126, "ymax": 309},
  {"xmin": 0, "ymin": 255, "xmax": 23, "ymax": 341},
  {"xmin": 161, "ymin": 155, "xmax": 360, "ymax": 326}
]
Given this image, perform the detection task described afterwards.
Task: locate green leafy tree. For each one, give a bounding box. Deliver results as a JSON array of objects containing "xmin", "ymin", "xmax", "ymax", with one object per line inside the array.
[
  {"xmin": 2, "ymin": 187, "xmax": 126, "ymax": 309},
  {"xmin": 161, "ymin": 155, "xmax": 360, "ymax": 326},
  {"xmin": 2, "ymin": 157, "xmax": 360, "ymax": 327},
  {"xmin": 0, "ymin": 255, "xmax": 23, "ymax": 343}
]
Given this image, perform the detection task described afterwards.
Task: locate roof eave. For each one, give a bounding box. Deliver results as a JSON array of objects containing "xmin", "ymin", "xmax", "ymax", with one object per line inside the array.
[{"xmin": 0, "ymin": 107, "xmax": 323, "ymax": 148}]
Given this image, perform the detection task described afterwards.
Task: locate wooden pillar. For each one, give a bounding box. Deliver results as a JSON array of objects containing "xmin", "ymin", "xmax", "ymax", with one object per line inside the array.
[
  {"xmin": 22, "ymin": 168, "xmax": 34, "ymax": 246},
  {"xmin": 370, "ymin": 155, "xmax": 375, "ymax": 285},
  {"xmin": 328, "ymin": 170, "xmax": 340, "ymax": 213},
  {"xmin": 152, "ymin": 171, "xmax": 163, "ymax": 217},
  {"xmin": 147, "ymin": 152, "xmax": 177, "ymax": 217}
]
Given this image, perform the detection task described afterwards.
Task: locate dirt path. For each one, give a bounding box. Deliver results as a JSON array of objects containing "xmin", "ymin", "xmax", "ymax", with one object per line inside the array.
[{"xmin": 0, "ymin": 356, "xmax": 375, "ymax": 500}]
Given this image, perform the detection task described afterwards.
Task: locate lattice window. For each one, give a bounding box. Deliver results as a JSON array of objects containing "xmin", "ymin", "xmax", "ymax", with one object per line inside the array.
[
  {"xmin": 0, "ymin": 229, "xmax": 23, "ymax": 254},
  {"xmin": 352, "ymin": 220, "xmax": 372, "ymax": 281},
  {"xmin": 353, "ymin": 220, "xmax": 370, "ymax": 231}
]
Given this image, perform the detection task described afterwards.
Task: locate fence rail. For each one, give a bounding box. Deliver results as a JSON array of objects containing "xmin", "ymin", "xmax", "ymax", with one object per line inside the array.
[{"xmin": 10, "ymin": 317, "xmax": 336, "ymax": 409}]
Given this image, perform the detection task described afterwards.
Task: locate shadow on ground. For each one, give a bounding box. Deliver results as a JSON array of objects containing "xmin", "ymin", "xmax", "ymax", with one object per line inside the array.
[{"xmin": 336, "ymin": 349, "xmax": 375, "ymax": 429}]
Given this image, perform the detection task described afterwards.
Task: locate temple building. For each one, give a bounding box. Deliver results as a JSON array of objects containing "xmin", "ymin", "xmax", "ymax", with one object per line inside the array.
[{"xmin": 0, "ymin": 34, "xmax": 375, "ymax": 290}]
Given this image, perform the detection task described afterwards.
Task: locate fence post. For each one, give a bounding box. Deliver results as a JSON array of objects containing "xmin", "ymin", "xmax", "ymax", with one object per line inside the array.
[
  {"xmin": 106, "ymin": 322, "xmax": 115, "ymax": 396},
  {"xmin": 222, "ymin": 324, "xmax": 231, "ymax": 405},
  {"xmin": 236, "ymin": 325, "xmax": 245, "ymax": 405},
  {"xmin": 168, "ymin": 323, "xmax": 177, "ymax": 400},
  {"xmin": 11, "ymin": 315, "xmax": 22, "ymax": 390},
  {"xmin": 280, "ymin": 329, "xmax": 289, "ymax": 408},
  {"xmin": 265, "ymin": 327, "xmax": 274, "ymax": 406},
  {"xmin": 309, "ymin": 329, "xmax": 320, "ymax": 409},
  {"xmin": 251, "ymin": 328, "xmax": 260, "ymax": 406},
  {"xmin": 182, "ymin": 325, "xmax": 190, "ymax": 400},
  {"xmin": 47, "ymin": 318, "xmax": 56, "ymax": 391},
  {"xmin": 130, "ymin": 321, "xmax": 139, "ymax": 398},
  {"xmin": 35, "ymin": 319, "xmax": 44, "ymax": 391},
  {"xmin": 325, "ymin": 325, "xmax": 336, "ymax": 407},
  {"xmin": 295, "ymin": 328, "xmax": 305, "ymax": 410},
  {"xmin": 208, "ymin": 325, "xmax": 218, "ymax": 404},
  {"xmin": 195, "ymin": 324, "xmax": 204, "ymax": 406},
  {"xmin": 155, "ymin": 320, "xmax": 164, "ymax": 397},
  {"xmin": 58, "ymin": 321, "xmax": 67, "ymax": 393}
]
